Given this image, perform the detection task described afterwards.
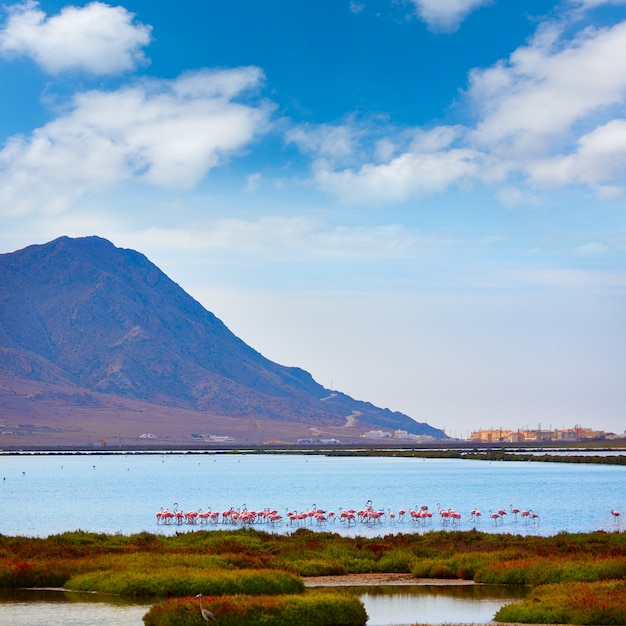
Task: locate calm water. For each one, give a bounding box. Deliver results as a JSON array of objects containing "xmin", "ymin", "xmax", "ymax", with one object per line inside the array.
[
  {"xmin": 1, "ymin": 452, "xmax": 624, "ymax": 536},
  {"xmin": 0, "ymin": 452, "xmax": 623, "ymax": 625},
  {"xmin": 0, "ymin": 585, "xmax": 529, "ymax": 626},
  {"xmin": 352, "ymin": 584, "xmax": 529, "ymax": 626}
]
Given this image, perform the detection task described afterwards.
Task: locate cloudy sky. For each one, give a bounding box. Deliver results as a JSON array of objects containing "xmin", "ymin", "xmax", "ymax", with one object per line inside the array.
[{"xmin": 1, "ymin": 0, "xmax": 625, "ymax": 437}]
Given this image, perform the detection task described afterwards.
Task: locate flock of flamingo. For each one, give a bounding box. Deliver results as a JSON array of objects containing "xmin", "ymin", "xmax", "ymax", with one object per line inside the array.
[{"xmin": 153, "ymin": 501, "xmax": 576, "ymax": 529}]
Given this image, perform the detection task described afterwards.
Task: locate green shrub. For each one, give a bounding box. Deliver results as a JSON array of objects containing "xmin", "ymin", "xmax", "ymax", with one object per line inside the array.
[
  {"xmin": 282, "ymin": 558, "xmax": 347, "ymax": 576},
  {"xmin": 143, "ymin": 592, "xmax": 367, "ymax": 626},
  {"xmin": 377, "ymin": 548, "xmax": 414, "ymax": 573}
]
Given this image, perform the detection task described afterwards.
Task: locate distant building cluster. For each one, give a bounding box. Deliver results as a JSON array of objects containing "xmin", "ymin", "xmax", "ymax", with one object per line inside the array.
[
  {"xmin": 468, "ymin": 426, "xmax": 615, "ymax": 443},
  {"xmin": 297, "ymin": 438, "xmax": 342, "ymax": 445},
  {"xmin": 362, "ymin": 429, "xmax": 437, "ymax": 443},
  {"xmin": 191, "ymin": 433, "xmax": 237, "ymax": 444}
]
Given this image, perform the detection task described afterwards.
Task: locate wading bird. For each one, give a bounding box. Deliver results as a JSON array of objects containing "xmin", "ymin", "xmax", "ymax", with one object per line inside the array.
[{"xmin": 196, "ymin": 594, "xmax": 216, "ymax": 622}]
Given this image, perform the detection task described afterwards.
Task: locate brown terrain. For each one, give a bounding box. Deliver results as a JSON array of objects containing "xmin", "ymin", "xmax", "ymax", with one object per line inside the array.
[{"xmin": 0, "ymin": 236, "xmax": 445, "ymax": 449}]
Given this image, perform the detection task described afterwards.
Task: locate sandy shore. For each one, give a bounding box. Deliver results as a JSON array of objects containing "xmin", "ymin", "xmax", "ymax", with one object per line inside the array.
[{"xmin": 303, "ymin": 573, "xmax": 477, "ymax": 587}]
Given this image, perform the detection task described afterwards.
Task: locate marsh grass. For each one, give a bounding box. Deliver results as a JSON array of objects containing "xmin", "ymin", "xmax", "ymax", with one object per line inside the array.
[
  {"xmin": 66, "ymin": 568, "xmax": 304, "ymax": 597},
  {"xmin": 3, "ymin": 528, "xmax": 626, "ymax": 624},
  {"xmin": 475, "ymin": 555, "xmax": 626, "ymax": 584},
  {"xmin": 495, "ymin": 580, "xmax": 626, "ymax": 624},
  {"xmin": 143, "ymin": 591, "xmax": 367, "ymax": 626}
]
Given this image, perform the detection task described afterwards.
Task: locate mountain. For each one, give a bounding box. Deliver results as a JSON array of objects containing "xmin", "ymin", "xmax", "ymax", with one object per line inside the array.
[{"xmin": 0, "ymin": 236, "xmax": 446, "ymax": 447}]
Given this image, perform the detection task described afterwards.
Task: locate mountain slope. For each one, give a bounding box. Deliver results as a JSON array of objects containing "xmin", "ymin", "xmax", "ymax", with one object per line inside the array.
[{"xmin": 0, "ymin": 236, "xmax": 445, "ymax": 444}]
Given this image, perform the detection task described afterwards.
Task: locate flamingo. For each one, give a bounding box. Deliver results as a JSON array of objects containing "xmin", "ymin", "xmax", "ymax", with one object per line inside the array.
[
  {"xmin": 611, "ymin": 509, "xmax": 621, "ymax": 523},
  {"xmin": 269, "ymin": 513, "xmax": 283, "ymax": 525},
  {"xmin": 510, "ymin": 505, "xmax": 520, "ymax": 520},
  {"xmin": 195, "ymin": 594, "xmax": 216, "ymax": 622},
  {"xmin": 489, "ymin": 511, "xmax": 500, "ymax": 525},
  {"xmin": 315, "ymin": 512, "xmax": 327, "ymax": 525}
]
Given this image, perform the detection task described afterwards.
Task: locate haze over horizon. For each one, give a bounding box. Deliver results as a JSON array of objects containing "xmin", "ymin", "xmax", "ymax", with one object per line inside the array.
[{"xmin": 1, "ymin": 1, "xmax": 625, "ymax": 437}]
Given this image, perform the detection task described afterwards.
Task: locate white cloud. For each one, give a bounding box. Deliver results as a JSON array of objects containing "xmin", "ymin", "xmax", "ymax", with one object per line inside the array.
[
  {"xmin": 526, "ymin": 119, "xmax": 626, "ymax": 189},
  {"xmin": 496, "ymin": 186, "xmax": 541, "ymax": 209},
  {"xmin": 573, "ymin": 242, "xmax": 609, "ymax": 256},
  {"xmin": 298, "ymin": 15, "xmax": 626, "ymax": 205},
  {"xmin": 0, "ymin": 0, "xmax": 151, "ymax": 75},
  {"xmin": 349, "ymin": 2, "xmax": 365, "ymax": 14},
  {"xmin": 0, "ymin": 68, "xmax": 272, "ymax": 215},
  {"xmin": 518, "ymin": 268, "xmax": 626, "ymax": 288},
  {"xmin": 312, "ymin": 147, "xmax": 480, "ymax": 205},
  {"xmin": 469, "ymin": 21, "xmax": 626, "ymax": 149},
  {"xmin": 568, "ymin": 0, "xmax": 626, "ymax": 8},
  {"xmin": 286, "ymin": 122, "xmax": 358, "ymax": 163},
  {"xmin": 288, "ymin": 122, "xmax": 483, "ymax": 205},
  {"xmin": 245, "ymin": 172, "xmax": 262, "ymax": 192},
  {"xmin": 409, "ymin": 0, "xmax": 491, "ymax": 32},
  {"xmin": 132, "ymin": 218, "xmax": 442, "ymax": 259}
]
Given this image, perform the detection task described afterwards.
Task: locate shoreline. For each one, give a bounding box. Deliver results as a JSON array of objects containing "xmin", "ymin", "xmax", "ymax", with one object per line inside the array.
[{"xmin": 303, "ymin": 573, "xmax": 477, "ymax": 587}]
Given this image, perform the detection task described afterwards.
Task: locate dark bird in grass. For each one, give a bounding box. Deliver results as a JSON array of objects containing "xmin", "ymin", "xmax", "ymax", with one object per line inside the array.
[{"xmin": 195, "ymin": 594, "xmax": 216, "ymax": 622}]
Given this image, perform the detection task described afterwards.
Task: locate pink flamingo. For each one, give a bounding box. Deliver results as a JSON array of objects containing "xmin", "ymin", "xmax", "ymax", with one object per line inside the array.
[
  {"xmin": 510, "ymin": 505, "xmax": 520, "ymax": 520},
  {"xmin": 339, "ymin": 508, "xmax": 355, "ymax": 526},
  {"xmin": 489, "ymin": 511, "xmax": 500, "ymax": 525},
  {"xmin": 314, "ymin": 512, "xmax": 327, "ymax": 525},
  {"xmin": 269, "ymin": 513, "xmax": 283, "ymax": 525}
]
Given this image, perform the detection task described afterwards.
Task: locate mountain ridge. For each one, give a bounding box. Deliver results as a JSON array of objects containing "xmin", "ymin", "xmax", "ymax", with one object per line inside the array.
[{"xmin": 0, "ymin": 236, "xmax": 446, "ymax": 446}]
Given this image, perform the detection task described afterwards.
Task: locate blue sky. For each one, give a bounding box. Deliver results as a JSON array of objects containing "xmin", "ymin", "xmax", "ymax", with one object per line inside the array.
[{"xmin": 1, "ymin": 0, "xmax": 625, "ymax": 437}]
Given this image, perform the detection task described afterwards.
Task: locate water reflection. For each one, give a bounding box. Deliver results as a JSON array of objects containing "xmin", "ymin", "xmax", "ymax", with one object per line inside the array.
[
  {"xmin": 352, "ymin": 584, "xmax": 529, "ymax": 626},
  {"xmin": 0, "ymin": 589, "xmax": 151, "ymax": 626}
]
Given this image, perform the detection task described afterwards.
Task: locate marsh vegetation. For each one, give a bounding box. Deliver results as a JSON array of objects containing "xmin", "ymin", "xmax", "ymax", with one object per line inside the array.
[{"xmin": 1, "ymin": 527, "xmax": 625, "ymax": 624}]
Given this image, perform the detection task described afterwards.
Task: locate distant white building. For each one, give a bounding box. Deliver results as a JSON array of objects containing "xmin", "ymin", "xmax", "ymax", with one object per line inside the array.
[
  {"xmin": 363, "ymin": 430, "xmax": 392, "ymax": 439},
  {"xmin": 205, "ymin": 435, "xmax": 236, "ymax": 444}
]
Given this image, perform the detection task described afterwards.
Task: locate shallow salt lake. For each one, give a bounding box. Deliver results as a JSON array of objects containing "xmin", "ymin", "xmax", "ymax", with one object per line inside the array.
[
  {"xmin": 1, "ymin": 451, "xmax": 624, "ymax": 537},
  {"xmin": 0, "ymin": 451, "xmax": 622, "ymax": 625}
]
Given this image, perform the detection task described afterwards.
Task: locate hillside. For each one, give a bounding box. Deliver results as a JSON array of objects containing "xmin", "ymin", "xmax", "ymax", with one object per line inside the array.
[{"xmin": 0, "ymin": 236, "xmax": 445, "ymax": 447}]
